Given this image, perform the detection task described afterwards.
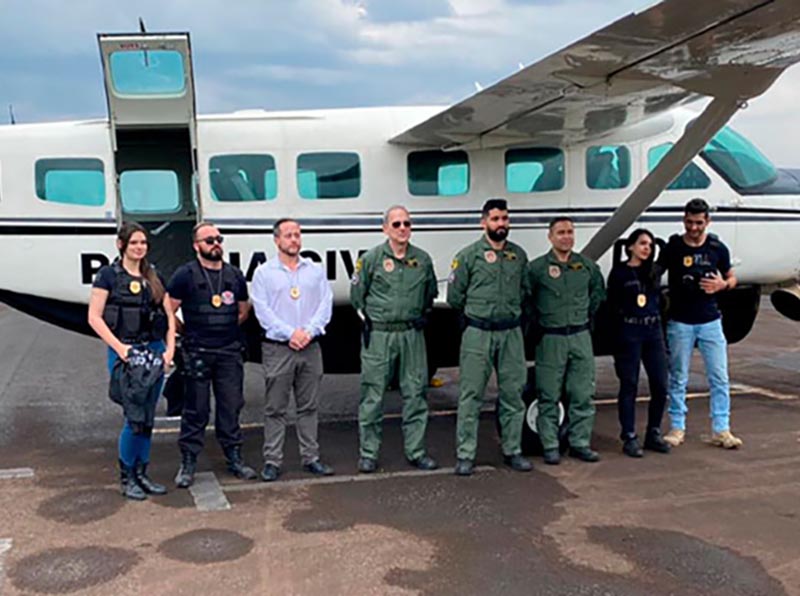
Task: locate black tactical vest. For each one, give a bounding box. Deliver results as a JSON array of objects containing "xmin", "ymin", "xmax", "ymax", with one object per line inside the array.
[
  {"xmin": 181, "ymin": 261, "xmax": 240, "ymax": 344},
  {"xmin": 102, "ymin": 262, "xmax": 167, "ymax": 343}
]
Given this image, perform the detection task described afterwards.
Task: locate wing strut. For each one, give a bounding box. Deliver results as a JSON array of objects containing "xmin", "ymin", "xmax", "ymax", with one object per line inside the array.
[{"xmin": 581, "ymin": 96, "xmax": 741, "ymax": 261}]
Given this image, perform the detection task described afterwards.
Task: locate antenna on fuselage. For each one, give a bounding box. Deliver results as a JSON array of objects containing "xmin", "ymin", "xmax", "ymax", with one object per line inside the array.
[
  {"xmin": 8, "ymin": 104, "xmax": 15, "ymax": 125},
  {"xmin": 138, "ymin": 17, "xmax": 149, "ymax": 67}
]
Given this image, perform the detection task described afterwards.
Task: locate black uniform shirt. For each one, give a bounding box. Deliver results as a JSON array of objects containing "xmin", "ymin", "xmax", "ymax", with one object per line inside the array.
[
  {"xmin": 657, "ymin": 233, "xmax": 731, "ymax": 325},
  {"xmin": 606, "ymin": 263, "xmax": 662, "ymax": 321}
]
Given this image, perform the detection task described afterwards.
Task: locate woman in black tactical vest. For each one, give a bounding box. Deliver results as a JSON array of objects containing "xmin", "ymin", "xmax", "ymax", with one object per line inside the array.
[
  {"xmin": 606, "ymin": 229, "xmax": 671, "ymax": 458},
  {"xmin": 88, "ymin": 222, "xmax": 176, "ymax": 500}
]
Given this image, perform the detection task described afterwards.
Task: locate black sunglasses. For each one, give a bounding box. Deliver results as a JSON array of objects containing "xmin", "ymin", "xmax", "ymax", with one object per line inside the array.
[
  {"xmin": 391, "ymin": 221, "xmax": 412, "ymax": 229},
  {"xmin": 200, "ymin": 235, "xmax": 224, "ymax": 246}
]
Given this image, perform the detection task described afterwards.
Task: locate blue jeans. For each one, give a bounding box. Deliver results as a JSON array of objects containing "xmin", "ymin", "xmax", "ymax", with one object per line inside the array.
[
  {"xmin": 666, "ymin": 319, "xmax": 730, "ymax": 433},
  {"xmin": 108, "ymin": 340, "xmax": 165, "ymax": 467}
]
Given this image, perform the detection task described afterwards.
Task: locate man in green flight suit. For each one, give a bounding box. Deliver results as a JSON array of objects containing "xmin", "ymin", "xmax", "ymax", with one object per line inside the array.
[
  {"xmin": 350, "ymin": 205, "xmax": 439, "ymax": 473},
  {"xmin": 527, "ymin": 216, "xmax": 606, "ymax": 465},
  {"xmin": 447, "ymin": 198, "xmax": 533, "ymax": 476}
]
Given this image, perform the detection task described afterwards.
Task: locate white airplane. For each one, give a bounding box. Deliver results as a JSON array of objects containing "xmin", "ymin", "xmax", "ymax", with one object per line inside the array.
[{"xmin": 2, "ymin": 0, "xmax": 800, "ymax": 382}]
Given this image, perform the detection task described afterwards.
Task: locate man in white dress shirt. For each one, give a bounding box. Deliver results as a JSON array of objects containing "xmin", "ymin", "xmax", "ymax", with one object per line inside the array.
[{"xmin": 250, "ymin": 218, "xmax": 334, "ymax": 481}]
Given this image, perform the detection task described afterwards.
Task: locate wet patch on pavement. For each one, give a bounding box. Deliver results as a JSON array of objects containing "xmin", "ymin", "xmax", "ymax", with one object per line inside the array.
[
  {"xmin": 281, "ymin": 470, "xmax": 660, "ymax": 595},
  {"xmin": 588, "ymin": 526, "xmax": 787, "ymax": 596},
  {"xmin": 9, "ymin": 546, "xmax": 139, "ymax": 593},
  {"xmin": 37, "ymin": 489, "xmax": 123, "ymax": 525},
  {"xmin": 158, "ymin": 528, "xmax": 254, "ymax": 564}
]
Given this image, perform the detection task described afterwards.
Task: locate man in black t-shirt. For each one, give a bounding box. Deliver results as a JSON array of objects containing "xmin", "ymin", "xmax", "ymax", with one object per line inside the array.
[
  {"xmin": 166, "ymin": 222, "xmax": 257, "ymax": 488},
  {"xmin": 657, "ymin": 199, "xmax": 742, "ymax": 449}
]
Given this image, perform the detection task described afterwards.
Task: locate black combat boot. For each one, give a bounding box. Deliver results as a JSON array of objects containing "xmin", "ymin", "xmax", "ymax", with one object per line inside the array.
[
  {"xmin": 134, "ymin": 461, "xmax": 168, "ymax": 495},
  {"xmin": 224, "ymin": 446, "xmax": 258, "ymax": 480},
  {"xmin": 119, "ymin": 460, "xmax": 147, "ymax": 501},
  {"xmin": 175, "ymin": 451, "xmax": 197, "ymax": 489}
]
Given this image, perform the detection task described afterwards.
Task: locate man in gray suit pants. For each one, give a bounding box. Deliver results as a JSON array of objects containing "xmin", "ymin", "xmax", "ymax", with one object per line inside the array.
[{"xmin": 250, "ymin": 218, "xmax": 334, "ymax": 481}]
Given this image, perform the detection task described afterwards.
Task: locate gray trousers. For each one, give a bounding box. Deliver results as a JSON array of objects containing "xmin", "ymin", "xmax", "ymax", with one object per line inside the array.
[{"xmin": 261, "ymin": 341, "xmax": 323, "ymax": 467}]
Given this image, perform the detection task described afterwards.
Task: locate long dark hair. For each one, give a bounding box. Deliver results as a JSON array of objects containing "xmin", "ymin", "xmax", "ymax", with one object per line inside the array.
[
  {"xmin": 623, "ymin": 228, "xmax": 658, "ymax": 289},
  {"xmin": 117, "ymin": 221, "xmax": 165, "ymax": 304}
]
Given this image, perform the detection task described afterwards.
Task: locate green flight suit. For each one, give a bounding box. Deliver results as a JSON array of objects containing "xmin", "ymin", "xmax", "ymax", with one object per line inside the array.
[
  {"xmin": 351, "ymin": 240, "xmax": 438, "ymax": 461},
  {"xmin": 526, "ymin": 250, "xmax": 606, "ymax": 451},
  {"xmin": 447, "ymin": 236, "xmax": 529, "ymax": 460}
]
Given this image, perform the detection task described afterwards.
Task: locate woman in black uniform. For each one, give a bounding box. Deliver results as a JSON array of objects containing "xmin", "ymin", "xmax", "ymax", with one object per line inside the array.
[
  {"xmin": 607, "ymin": 229, "xmax": 671, "ymax": 457},
  {"xmin": 88, "ymin": 222, "xmax": 176, "ymax": 500}
]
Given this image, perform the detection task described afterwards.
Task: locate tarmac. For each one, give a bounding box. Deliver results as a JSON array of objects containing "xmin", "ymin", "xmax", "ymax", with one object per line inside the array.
[{"xmin": 0, "ymin": 299, "xmax": 798, "ymax": 595}]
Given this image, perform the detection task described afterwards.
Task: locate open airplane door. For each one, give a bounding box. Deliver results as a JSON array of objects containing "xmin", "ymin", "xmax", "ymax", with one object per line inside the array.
[{"xmin": 98, "ymin": 32, "xmax": 199, "ymax": 277}]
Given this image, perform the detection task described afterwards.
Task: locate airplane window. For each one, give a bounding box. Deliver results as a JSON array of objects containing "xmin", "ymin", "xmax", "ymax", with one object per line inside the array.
[
  {"xmin": 35, "ymin": 158, "xmax": 105, "ymax": 206},
  {"xmin": 296, "ymin": 152, "xmax": 360, "ymax": 199},
  {"xmin": 109, "ymin": 50, "xmax": 186, "ymax": 96},
  {"xmin": 120, "ymin": 170, "xmax": 180, "ymax": 214},
  {"xmin": 586, "ymin": 145, "xmax": 630, "ymax": 190},
  {"xmin": 648, "ymin": 143, "xmax": 711, "ymax": 190},
  {"xmin": 407, "ymin": 150, "xmax": 469, "ymax": 196},
  {"xmin": 505, "ymin": 148, "xmax": 564, "ymax": 193},
  {"xmin": 209, "ymin": 154, "xmax": 277, "ymax": 201},
  {"xmin": 700, "ymin": 126, "xmax": 777, "ymax": 190}
]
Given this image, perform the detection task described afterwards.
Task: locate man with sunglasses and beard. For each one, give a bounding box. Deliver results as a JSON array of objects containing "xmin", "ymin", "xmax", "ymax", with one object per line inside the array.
[
  {"xmin": 351, "ymin": 205, "xmax": 439, "ymax": 473},
  {"xmin": 166, "ymin": 222, "xmax": 258, "ymax": 488},
  {"xmin": 447, "ymin": 198, "xmax": 533, "ymax": 476}
]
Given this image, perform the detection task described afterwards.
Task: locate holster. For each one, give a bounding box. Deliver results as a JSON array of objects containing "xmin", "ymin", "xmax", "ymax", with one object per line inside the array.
[{"xmin": 362, "ymin": 315, "xmax": 372, "ymax": 350}]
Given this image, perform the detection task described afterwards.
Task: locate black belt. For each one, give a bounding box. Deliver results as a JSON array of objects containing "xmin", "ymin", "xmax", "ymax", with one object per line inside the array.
[
  {"xmin": 541, "ymin": 322, "xmax": 590, "ymax": 336},
  {"xmin": 371, "ymin": 321, "xmax": 414, "ymax": 332},
  {"xmin": 370, "ymin": 317, "xmax": 426, "ymax": 332},
  {"xmin": 465, "ymin": 317, "xmax": 521, "ymax": 331},
  {"xmin": 622, "ymin": 315, "xmax": 661, "ymax": 326}
]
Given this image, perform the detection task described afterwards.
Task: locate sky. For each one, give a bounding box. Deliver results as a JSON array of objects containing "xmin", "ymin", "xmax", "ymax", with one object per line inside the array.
[{"xmin": 1, "ymin": 0, "xmax": 799, "ymax": 165}]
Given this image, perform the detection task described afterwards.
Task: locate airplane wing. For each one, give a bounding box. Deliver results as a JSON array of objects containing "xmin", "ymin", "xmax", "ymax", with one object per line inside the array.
[{"xmin": 390, "ymin": 0, "xmax": 800, "ymax": 150}]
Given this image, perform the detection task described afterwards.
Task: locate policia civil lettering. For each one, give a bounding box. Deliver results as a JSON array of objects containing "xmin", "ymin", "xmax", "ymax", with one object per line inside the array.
[
  {"xmin": 351, "ymin": 206, "xmax": 439, "ymax": 473},
  {"xmin": 447, "ymin": 198, "xmax": 533, "ymax": 476}
]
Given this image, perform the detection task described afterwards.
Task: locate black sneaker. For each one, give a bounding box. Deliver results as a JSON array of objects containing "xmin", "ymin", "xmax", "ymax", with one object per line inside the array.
[
  {"xmin": 644, "ymin": 428, "xmax": 672, "ymax": 454},
  {"xmin": 622, "ymin": 437, "xmax": 644, "ymax": 458}
]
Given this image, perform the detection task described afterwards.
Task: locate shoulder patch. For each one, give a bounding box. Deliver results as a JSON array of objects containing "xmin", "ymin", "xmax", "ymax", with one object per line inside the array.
[
  {"xmin": 451, "ymin": 258, "xmax": 459, "ymax": 270},
  {"xmin": 355, "ymin": 258, "xmax": 363, "ymax": 273}
]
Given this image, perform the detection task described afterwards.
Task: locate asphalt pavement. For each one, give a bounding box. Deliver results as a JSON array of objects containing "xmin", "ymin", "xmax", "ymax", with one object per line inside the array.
[{"xmin": 0, "ymin": 300, "xmax": 798, "ymax": 595}]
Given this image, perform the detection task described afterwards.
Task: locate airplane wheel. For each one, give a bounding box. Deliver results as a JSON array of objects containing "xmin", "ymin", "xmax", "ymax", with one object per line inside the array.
[{"xmin": 520, "ymin": 396, "xmax": 568, "ymax": 456}]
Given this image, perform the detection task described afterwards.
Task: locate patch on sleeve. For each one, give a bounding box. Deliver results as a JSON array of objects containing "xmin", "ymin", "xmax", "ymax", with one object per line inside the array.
[
  {"xmin": 450, "ymin": 258, "xmax": 459, "ymax": 270},
  {"xmin": 355, "ymin": 258, "xmax": 363, "ymax": 273}
]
